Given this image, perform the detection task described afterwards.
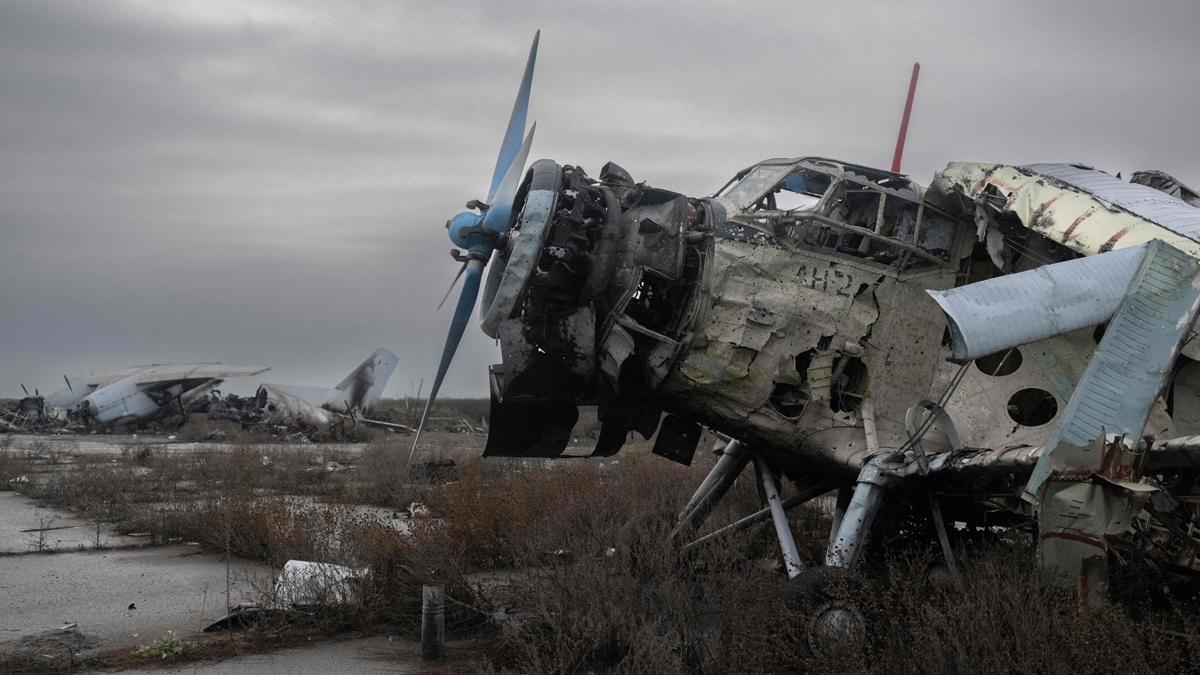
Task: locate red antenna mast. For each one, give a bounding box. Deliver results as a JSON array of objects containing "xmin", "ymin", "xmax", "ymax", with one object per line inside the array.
[{"xmin": 890, "ymin": 62, "xmax": 920, "ymax": 173}]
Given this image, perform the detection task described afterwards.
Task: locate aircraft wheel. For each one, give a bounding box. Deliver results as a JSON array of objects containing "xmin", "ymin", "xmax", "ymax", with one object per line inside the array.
[{"xmin": 781, "ymin": 566, "xmax": 866, "ymax": 659}]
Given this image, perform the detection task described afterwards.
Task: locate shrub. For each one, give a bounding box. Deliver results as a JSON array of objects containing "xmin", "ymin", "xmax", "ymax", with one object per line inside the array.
[{"xmin": 134, "ymin": 631, "xmax": 202, "ymax": 661}]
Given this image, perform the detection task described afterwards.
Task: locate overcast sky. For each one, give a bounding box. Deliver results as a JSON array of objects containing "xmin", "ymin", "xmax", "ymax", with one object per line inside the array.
[{"xmin": 2, "ymin": 0, "xmax": 1198, "ymax": 398}]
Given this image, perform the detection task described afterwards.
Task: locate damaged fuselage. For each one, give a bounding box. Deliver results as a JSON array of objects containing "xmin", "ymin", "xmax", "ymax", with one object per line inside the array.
[
  {"xmin": 423, "ymin": 32, "xmax": 1200, "ymax": 617},
  {"xmin": 481, "ymin": 157, "xmax": 1128, "ymax": 480},
  {"xmin": 478, "ymin": 156, "xmax": 1200, "ymax": 579}
]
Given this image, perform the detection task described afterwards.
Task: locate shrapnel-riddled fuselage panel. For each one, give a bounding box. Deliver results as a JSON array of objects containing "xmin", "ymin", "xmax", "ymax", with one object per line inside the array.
[{"xmin": 658, "ymin": 158, "xmax": 972, "ymax": 475}]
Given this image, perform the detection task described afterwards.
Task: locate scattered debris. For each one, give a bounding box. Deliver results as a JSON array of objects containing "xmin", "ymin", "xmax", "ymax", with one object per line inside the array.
[{"xmin": 203, "ymin": 560, "xmax": 368, "ymax": 633}]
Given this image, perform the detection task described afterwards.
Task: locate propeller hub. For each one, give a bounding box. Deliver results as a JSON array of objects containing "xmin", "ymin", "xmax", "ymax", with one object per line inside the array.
[{"xmin": 448, "ymin": 210, "xmax": 491, "ymax": 253}]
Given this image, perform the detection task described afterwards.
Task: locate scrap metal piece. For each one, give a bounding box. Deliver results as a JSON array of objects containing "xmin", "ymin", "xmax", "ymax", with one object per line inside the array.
[
  {"xmin": 273, "ymin": 560, "xmax": 368, "ymax": 609},
  {"xmin": 1025, "ymin": 163, "xmax": 1200, "ymax": 240},
  {"xmin": 652, "ymin": 414, "xmax": 702, "ymax": 466},
  {"xmin": 1131, "ymin": 169, "xmax": 1200, "ymax": 207},
  {"xmin": 1038, "ymin": 436, "xmax": 1156, "ymax": 606},
  {"xmin": 482, "ymin": 394, "xmax": 578, "ymax": 458}
]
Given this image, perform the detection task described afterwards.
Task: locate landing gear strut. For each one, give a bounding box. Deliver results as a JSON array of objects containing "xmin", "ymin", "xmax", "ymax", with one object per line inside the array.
[{"xmin": 675, "ymin": 441, "xmax": 884, "ymax": 655}]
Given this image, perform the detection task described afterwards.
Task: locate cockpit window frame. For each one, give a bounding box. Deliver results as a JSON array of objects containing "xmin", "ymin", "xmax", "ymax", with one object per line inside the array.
[{"xmin": 717, "ymin": 164, "xmax": 795, "ymax": 210}]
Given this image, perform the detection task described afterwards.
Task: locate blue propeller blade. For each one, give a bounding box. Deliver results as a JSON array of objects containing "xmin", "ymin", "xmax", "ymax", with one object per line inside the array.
[
  {"xmin": 408, "ymin": 259, "xmax": 485, "ymax": 464},
  {"xmin": 482, "ymin": 123, "xmax": 535, "ymax": 235},
  {"xmin": 412, "ymin": 32, "xmax": 540, "ymax": 464},
  {"xmin": 487, "ymin": 30, "xmax": 539, "ymax": 202}
]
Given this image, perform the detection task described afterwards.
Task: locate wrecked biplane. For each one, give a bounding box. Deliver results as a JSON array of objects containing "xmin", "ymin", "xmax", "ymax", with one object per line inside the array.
[{"xmin": 409, "ymin": 31, "xmax": 1200, "ymax": 635}]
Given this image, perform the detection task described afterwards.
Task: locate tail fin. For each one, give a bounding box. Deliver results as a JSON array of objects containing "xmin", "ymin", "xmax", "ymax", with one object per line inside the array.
[{"xmin": 336, "ymin": 348, "xmax": 399, "ymax": 412}]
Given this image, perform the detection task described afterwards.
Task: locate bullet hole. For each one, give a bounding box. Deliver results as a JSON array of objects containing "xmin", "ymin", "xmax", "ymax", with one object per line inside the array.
[
  {"xmin": 975, "ymin": 348, "xmax": 1023, "ymax": 376},
  {"xmin": 1007, "ymin": 388, "xmax": 1058, "ymax": 426}
]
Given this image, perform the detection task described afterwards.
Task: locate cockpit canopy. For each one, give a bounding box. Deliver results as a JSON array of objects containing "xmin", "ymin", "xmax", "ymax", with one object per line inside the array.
[{"xmin": 713, "ymin": 157, "xmax": 966, "ymax": 271}]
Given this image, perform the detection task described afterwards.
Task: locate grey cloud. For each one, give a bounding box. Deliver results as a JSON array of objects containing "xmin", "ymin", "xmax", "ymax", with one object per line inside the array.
[{"xmin": 2, "ymin": 0, "xmax": 1198, "ymax": 397}]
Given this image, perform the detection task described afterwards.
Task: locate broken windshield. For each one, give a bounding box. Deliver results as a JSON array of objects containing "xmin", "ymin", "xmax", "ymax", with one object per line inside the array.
[
  {"xmin": 721, "ymin": 164, "xmax": 832, "ymax": 212},
  {"xmin": 719, "ymin": 164, "xmax": 793, "ymax": 209}
]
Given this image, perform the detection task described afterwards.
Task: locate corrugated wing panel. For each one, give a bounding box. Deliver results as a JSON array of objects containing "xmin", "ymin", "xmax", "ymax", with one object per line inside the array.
[{"xmin": 1026, "ymin": 163, "xmax": 1200, "ymax": 241}]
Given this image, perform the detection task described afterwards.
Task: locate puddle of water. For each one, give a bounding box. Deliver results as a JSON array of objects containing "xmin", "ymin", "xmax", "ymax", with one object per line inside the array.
[{"xmin": 0, "ymin": 492, "xmax": 142, "ymax": 553}]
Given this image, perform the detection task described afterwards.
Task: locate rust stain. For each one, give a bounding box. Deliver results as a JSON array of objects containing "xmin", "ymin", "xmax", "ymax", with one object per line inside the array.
[
  {"xmin": 1061, "ymin": 207, "xmax": 1096, "ymax": 242},
  {"xmin": 1029, "ymin": 196, "xmax": 1061, "ymax": 230},
  {"xmin": 1099, "ymin": 227, "xmax": 1131, "ymax": 252}
]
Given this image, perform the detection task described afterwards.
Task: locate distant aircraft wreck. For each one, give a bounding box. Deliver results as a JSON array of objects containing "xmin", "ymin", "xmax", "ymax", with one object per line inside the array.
[
  {"xmin": 2, "ymin": 362, "xmax": 269, "ymax": 431},
  {"xmin": 407, "ymin": 29, "xmax": 1200, "ymax": 643},
  {"xmin": 207, "ymin": 348, "xmax": 412, "ymax": 434},
  {"xmin": 3, "ymin": 350, "xmax": 412, "ymax": 436}
]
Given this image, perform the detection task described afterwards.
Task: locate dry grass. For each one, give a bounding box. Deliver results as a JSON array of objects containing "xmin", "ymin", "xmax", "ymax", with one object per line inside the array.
[
  {"xmin": 9, "ymin": 440, "xmax": 1200, "ymax": 672},
  {"xmin": 0, "ymin": 447, "xmax": 36, "ymax": 488},
  {"xmin": 393, "ymin": 455, "xmax": 1200, "ymax": 673}
]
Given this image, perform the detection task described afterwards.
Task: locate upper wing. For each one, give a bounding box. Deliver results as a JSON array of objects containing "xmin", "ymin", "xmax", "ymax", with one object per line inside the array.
[
  {"xmin": 130, "ymin": 363, "xmax": 270, "ymax": 386},
  {"xmin": 931, "ymin": 162, "xmax": 1200, "ymax": 259}
]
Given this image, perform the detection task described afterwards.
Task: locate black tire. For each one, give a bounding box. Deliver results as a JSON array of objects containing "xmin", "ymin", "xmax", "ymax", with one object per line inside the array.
[
  {"xmin": 780, "ymin": 565, "xmax": 846, "ymax": 611},
  {"xmin": 781, "ymin": 566, "xmax": 867, "ymax": 659}
]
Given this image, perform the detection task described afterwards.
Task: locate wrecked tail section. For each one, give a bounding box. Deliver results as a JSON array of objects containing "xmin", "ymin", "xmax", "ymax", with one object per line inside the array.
[{"xmin": 336, "ymin": 348, "xmax": 399, "ymax": 412}]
